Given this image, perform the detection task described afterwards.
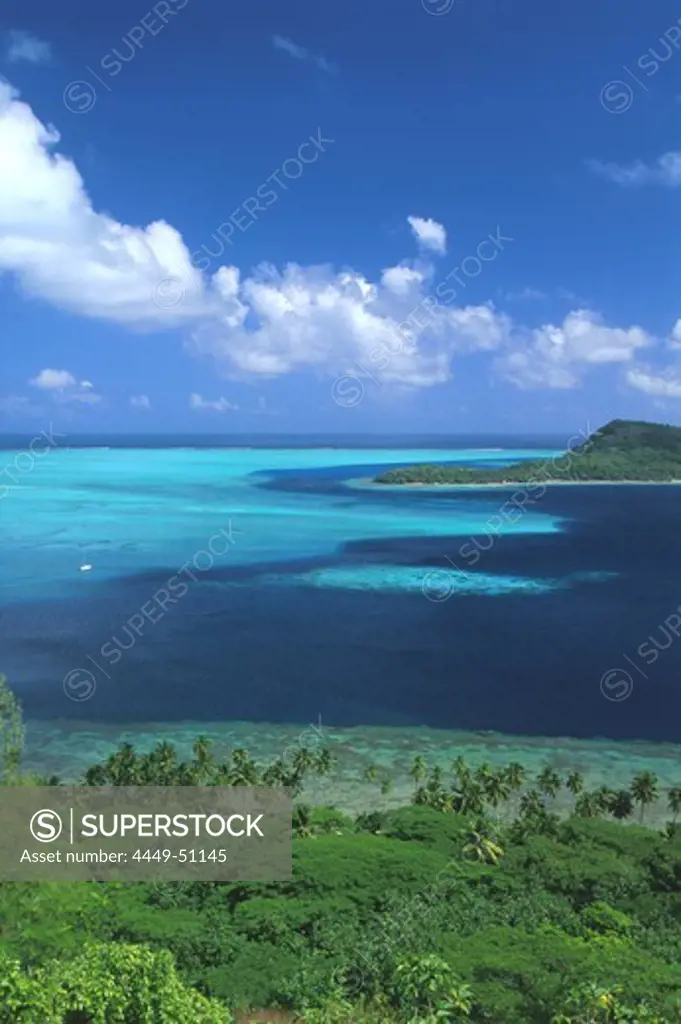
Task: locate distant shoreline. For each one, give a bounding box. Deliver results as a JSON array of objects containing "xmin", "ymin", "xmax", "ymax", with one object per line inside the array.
[{"xmin": 358, "ymin": 477, "xmax": 681, "ymax": 491}]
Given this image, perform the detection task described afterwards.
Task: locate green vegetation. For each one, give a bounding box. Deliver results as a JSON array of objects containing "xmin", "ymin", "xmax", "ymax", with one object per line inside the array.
[
  {"xmin": 1, "ymin": 676, "xmax": 681, "ymax": 1021},
  {"xmin": 375, "ymin": 419, "xmax": 681, "ymax": 485},
  {"xmin": 1, "ymin": 944, "xmax": 230, "ymax": 1022}
]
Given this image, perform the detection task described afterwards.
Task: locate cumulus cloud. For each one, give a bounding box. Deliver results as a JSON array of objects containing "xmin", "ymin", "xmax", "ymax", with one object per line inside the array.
[
  {"xmin": 0, "ymin": 81, "xmax": 204, "ymax": 328},
  {"xmin": 626, "ymin": 367, "xmax": 681, "ymax": 398},
  {"xmin": 380, "ymin": 265, "xmax": 426, "ymax": 297},
  {"xmin": 191, "ymin": 264, "xmax": 517, "ymax": 388},
  {"xmin": 189, "ymin": 393, "xmax": 239, "ymax": 412},
  {"xmin": 130, "ymin": 394, "xmax": 151, "ymax": 409},
  {"xmin": 0, "ymin": 79, "xmax": 481, "ymax": 389},
  {"xmin": 588, "ymin": 152, "xmax": 681, "ymax": 188},
  {"xmin": 29, "ymin": 368, "xmax": 76, "ymax": 390},
  {"xmin": 0, "ymin": 81, "xmax": 675, "ymax": 399},
  {"xmin": 6, "ymin": 30, "xmax": 51, "ymax": 65},
  {"xmin": 496, "ymin": 310, "xmax": 652, "ymax": 389},
  {"xmin": 407, "ymin": 215, "xmax": 447, "ymax": 254},
  {"xmin": 29, "ymin": 367, "xmax": 101, "ymax": 405}
]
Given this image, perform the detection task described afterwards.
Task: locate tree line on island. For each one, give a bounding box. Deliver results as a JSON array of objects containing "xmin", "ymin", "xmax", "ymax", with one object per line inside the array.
[
  {"xmin": 375, "ymin": 419, "xmax": 681, "ymax": 485},
  {"xmin": 1, "ymin": 674, "xmax": 681, "ymax": 1022}
]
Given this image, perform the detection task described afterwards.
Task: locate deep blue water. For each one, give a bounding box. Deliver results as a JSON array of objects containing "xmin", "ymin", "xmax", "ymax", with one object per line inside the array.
[{"xmin": 2, "ymin": 434, "xmax": 680, "ymax": 745}]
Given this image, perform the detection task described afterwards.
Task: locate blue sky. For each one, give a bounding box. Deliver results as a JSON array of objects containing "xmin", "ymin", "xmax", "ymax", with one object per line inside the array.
[{"xmin": 1, "ymin": 0, "xmax": 681, "ymax": 433}]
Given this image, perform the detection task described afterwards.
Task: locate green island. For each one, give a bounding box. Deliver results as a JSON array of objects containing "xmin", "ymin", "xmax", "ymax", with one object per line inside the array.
[
  {"xmin": 374, "ymin": 419, "xmax": 681, "ymax": 486},
  {"xmin": 1, "ymin": 677, "xmax": 681, "ymax": 1022}
]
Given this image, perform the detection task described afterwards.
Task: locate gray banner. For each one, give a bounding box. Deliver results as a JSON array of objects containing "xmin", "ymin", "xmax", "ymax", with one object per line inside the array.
[{"xmin": 0, "ymin": 787, "xmax": 292, "ymax": 881}]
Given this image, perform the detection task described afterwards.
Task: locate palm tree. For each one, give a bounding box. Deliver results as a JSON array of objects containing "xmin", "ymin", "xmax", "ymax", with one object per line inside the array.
[
  {"xmin": 452, "ymin": 777, "xmax": 485, "ymax": 816},
  {"xmin": 474, "ymin": 761, "xmax": 494, "ymax": 786},
  {"xmin": 597, "ymin": 785, "xmax": 617, "ymax": 814},
  {"xmin": 630, "ymin": 771, "xmax": 659, "ymax": 824},
  {"xmin": 191, "ymin": 735, "xmax": 214, "ymax": 784},
  {"xmin": 565, "ymin": 771, "xmax": 584, "ymax": 799},
  {"xmin": 536, "ymin": 767, "xmax": 562, "ymax": 801},
  {"xmin": 519, "ymin": 788, "xmax": 544, "ymax": 819},
  {"xmin": 609, "ymin": 789, "xmax": 634, "ymax": 820},
  {"xmin": 291, "ymin": 747, "xmax": 315, "ymax": 776},
  {"xmin": 409, "ymin": 755, "xmax": 428, "ymax": 791},
  {"xmin": 104, "ymin": 742, "xmax": 140, "ymax": 786},
  {"xmin": 423, "ymin": 766, "xmax": 452, "ymax": 812},
  {"xmin": 148, "ymin": 741, "xmax": 178, "ymax": 784},
  {"xmin": 463, "ymin": 825, "xmax": 504, "ymax": 865},
  {"xmin": 261, "ymin": 758, "xmax": 287, "ymax": 787},
  {"xmin": 504, "ymin": 761, "xmax": 526, "ymax": 791},
  {"xmin": 482, "ymin": 770, "xmax": 511, "ymax": 821},
  {"xmin": 667, "ymin": 785, "xmax": 681, "ymax": 825},
  {"xmin": 574, "ymin": 792, "xmax": 602, "ymax": 819},
  {"xmin": 313, "ymin": 748, "xmax": 335, "ymax": 777},
  {"xmin": 230, "ymin": 747, "xmax": 259, "ymax": 786},
  {"xmin": 452, "ymin": 755, "xmax": 471, "ymax": 786}
]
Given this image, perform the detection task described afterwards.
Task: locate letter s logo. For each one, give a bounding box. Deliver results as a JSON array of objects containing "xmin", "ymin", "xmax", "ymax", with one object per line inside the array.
[{"xmin": 30, "ymin": 809, "xmax": 63, "ymax": 842}]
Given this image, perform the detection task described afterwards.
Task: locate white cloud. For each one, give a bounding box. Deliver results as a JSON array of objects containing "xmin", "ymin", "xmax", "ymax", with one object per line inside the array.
[
  {"xmin": 0, "ymin": 81, "xmax": 676, "ymax": 400},
  {"xmin": 130, "ymin": 394, "xmax": 151, "ymax": 409},
  {"xmin": 380, "ymin": 264, "xmax": 426, "ymax": 296},
  {"xmin": 189, "ymin": 393, "xmax": 239, "ymax": 412},
  {"xmin": 588, "ymin": 152, "xmax": 681, "ymax": 188},
  {"xmin": 407, "ymin": 215, "xmax": 447, "ymax": 254},
  {"xmin": 272, "ymin": 35, "xmax": 307, "ymax": 60},
  {"xmin": 28, "ymin": 367, "xmax": 101, "ymax": 405},
  {"xmin": 0, "ymin": 81, "xmax": 204, "ymax": 328},
  {"xmin": 57, "ymin": 389, "xmax": 101, "ymax": 406},
  {"xmin": 29, "ymin": 368, "xmax": 76, "ymax": 390},
  {"xmin": 6, "ymin": 30, "xmax": 51, "ymax": 65},
  {"xmin": 668, "ymin": 319, "xmax": 681, "ymax": 349},
  {"xmin": 192, "ymin": 263, "xmax": 515, "ymax": 388},
  {"xmin": 625, "ymin": 367, "xmax": 681, "ymax": 398},
  {"xmin": 496, "ymin": 310, "xmax": 652, "ymax": 389},
  {"xmin": 497, "ymin": 351, "xmax": 578, "ymax": 390},
  {"xmin": 271, "ymin": 35, "xmax": 336, "ymax": 73}
]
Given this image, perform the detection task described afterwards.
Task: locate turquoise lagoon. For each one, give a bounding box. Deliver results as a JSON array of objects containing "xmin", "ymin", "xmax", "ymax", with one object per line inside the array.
[{"xmin": 2, "ymin": 438, "xmax": 680, "ymax": 817}]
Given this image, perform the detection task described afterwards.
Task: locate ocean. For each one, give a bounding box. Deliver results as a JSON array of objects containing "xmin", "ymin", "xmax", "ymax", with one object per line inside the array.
[{"xmin": 2, "ymin": 433, "xmax": 680, "ymax": 810}]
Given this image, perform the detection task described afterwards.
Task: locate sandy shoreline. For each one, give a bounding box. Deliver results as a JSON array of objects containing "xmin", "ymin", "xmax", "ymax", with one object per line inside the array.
[{"xmin": 354, "ymin": 477, "xmax": 681, "ymax": 491}]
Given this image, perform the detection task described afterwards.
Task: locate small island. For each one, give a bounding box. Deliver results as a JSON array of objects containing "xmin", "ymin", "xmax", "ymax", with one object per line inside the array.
[{"xmin": 375, "ymin": 419, "xmax": 681, "ymax": 486}]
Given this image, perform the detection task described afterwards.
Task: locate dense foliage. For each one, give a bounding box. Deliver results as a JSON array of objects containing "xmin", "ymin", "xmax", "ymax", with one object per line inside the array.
[
  {"xmin": 1, "ymin": 676, "xmax": 681, "ymax": 1021},
  {"xmin": 375, "ymin": 419, "xmax": 681, "ymax": 484},
  {"xmin": 0, "ymin": 943, "xmax": 230, "ymax": 1022}
]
